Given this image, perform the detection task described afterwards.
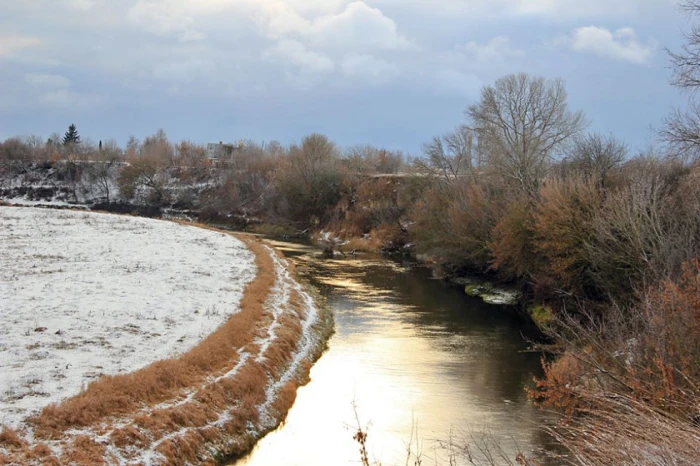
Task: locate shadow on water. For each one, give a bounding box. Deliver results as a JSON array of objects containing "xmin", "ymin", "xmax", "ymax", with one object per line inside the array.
[{"xmin": 234, "ymin": 240, "xmax": 560, "ymax": 466}]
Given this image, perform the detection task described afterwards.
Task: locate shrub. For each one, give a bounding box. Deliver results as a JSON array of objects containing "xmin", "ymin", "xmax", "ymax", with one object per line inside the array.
[
  {"xmin": 411, "ymin": 179, "xmax": 502, "ymax": 272},
  {"xmin": 586, "ymin": 159, "xmax": 689, "ymax": 302},
  {"xmin": 532, "ymin": 177, "xmax": 602, "ymax": 299},
  {"xmin": 275, "ymin": 134, "xmax": 346, "ymax": 228},
  {"xmin": 489, "ymin": 195, "xmax": 537, "ymax": 281},
  {"xmin": 533, "ymin": 260, "xmax": 700, "ymax": 449}
]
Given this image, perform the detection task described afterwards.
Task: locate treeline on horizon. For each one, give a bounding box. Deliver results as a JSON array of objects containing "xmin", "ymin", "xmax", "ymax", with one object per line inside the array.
[
  {"xmin": 1, "ymin": 79, "xmax": 698, "ymax": 309},
  {"xmin": 4, "ymin": 15, "xmax": 700, "ymax": 464}
]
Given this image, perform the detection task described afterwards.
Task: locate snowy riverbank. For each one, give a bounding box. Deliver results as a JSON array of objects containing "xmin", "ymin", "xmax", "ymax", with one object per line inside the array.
[{"xmin": 0, "ymin": 207, "xmax": 332, "ymax": 465}]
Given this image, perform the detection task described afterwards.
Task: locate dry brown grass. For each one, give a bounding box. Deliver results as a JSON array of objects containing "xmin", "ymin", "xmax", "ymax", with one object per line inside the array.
[
  {"xmin": 0, "ymin": 428, "xmax": 26, "ymax": 449},
  {"xmin": 549, "ymin": 395, "xmax": 700, "ymax": 466},
  {"xmin": 341, "ymin": 231, "xmax": 391, "ymax": 253},
  {"xmin": 62, "ymin": 435, "xmax": 107, "ymax": 465},
  {"xmin": 2, "ymin": 216, "xmax": 333, "ymax": 465}
]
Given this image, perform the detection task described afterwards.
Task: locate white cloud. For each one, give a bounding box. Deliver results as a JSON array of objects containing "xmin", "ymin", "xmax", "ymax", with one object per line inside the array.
[
  {"xmin": 567, "ymin": 26, "xmax": 657, "ymax": 64},
  {"xmin": 263, "ymin": 2, "xmax": 313, "ymax": 38},
  {"xmin": 259, "ymin": 2, "xmax": 407, "ymax": 86},
  {"xmin": 308, "ymin": 2, "xmax": 410, "ymax": 50},
  {"xmin": 25, "ymin": 73, "xmax": 71, "ymax": 88},
  {"xmin": 0, "ymin": 35, "xmax": 42, "ymax": 58},
  {"xmin": 263, "ymin": 1, "xmax": 410, "ymax": 52},
  {"xmin": 264, "ymin": 39, "xmax": 334, "ymax": 73}
]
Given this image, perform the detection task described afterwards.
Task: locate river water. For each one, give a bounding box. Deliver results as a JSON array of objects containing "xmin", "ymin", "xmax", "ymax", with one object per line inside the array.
[{"xmin": 235, "ymin": 240, "xmax": 556, "ymax": 466}]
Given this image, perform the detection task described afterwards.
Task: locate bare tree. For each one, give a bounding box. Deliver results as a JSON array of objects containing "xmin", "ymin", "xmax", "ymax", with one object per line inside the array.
[
  {"xmin": 118, "ymin": 131, "xmax": 173, "ymax": 204},
  {"xmin": 566, "ymin": 133, "xmax": 627, "ymax": 189},
  {"xmin": 88, "ymin": 140, "xmax": 123, "ymax": 203},
  {"xmin": 467, "ymin": 73, "xmax": 586, "ymax": 195},
  {"xmin": 288, "ymin": 133, "xmax": 339, "ymax": 185},
  {"xmin": 0, "ymin": 138, "xmax": 34, "ymax": 171},
  {"xmin": 416, "ymin": 125, "xmax": 477, "ymax": 183},
  {"xmin": 668, "ymin": 1, "xmax": 700, "ymax": 90},
  {"xmin": 663, "ymin": 1, "xmax": 700, "ymax": 156},
  {"xmin": 276, "ymin": 133, "xmax": 344, "ymax": 226},
  {"xmin": 345, "ymin": 145, "xmax": 404, "ymax": 175},
  {"xmin": 345, "ymin": 145, "xmax": 378, "ymax": 175}
]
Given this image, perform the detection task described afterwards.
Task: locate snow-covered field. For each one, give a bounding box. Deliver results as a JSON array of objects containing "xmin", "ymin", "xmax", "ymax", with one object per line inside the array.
[{"xmin": 0, "ymin": 207, "xmax": 256, "ymax": 429}]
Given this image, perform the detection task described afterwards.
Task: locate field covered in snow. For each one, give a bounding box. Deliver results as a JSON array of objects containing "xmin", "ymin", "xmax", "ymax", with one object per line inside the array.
[{"xmin": 0, "ymin": 207, "xmax": 256, "ymax": 429}]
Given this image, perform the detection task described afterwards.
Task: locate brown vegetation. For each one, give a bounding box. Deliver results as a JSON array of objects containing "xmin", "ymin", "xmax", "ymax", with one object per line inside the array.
[{"xmin": 529, "ymin": 261, "xmax": 700, "ymax": 465}]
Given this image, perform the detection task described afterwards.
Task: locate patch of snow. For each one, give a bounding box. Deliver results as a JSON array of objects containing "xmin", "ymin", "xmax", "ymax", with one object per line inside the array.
[
  {"xmin": 481, "ymin": 291, "xmax": 521, "ymax": 306},
  {"xmin": 463, "ymin": 279, "xmax": 522, "ymax": 306},
  {"xmin": 0, "ymin": 207, "xmax": 256, "ymax": 430},
  {"xmin": 1, "ymin": 198, "xmax": 82, "ymax": 208}
]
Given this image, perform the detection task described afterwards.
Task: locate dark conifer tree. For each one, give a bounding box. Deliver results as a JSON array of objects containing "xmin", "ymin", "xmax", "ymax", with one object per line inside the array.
[{"xmin": 63, "ymin": 124, "xmax": 81, "ymax": 145}]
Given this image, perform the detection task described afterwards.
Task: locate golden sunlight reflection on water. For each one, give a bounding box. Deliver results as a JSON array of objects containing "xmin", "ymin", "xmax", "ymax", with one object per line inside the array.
[{"xmin": 235, "ymin": 241, "xmax": 554, "ymax": 466}]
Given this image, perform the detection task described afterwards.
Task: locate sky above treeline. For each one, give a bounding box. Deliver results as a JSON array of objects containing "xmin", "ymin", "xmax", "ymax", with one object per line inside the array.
[{"xmin": 0, "ymin": 0, "xmax": 691, "ymax": 154}]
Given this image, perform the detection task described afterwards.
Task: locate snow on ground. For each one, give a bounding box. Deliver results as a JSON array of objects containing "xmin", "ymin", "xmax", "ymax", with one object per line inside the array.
[
  {"xmin": 0, "ymin": 207, "xmax": 256, "ymax": 429},
  {"xmin": 1, "ymin": 198, "xmax": 78, "ymax": 208}
]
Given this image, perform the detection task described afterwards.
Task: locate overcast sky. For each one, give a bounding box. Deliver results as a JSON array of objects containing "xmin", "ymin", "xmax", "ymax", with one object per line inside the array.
[{"xmin": 0, "ymin": 0, "xmax": 690, "ymax": 154}]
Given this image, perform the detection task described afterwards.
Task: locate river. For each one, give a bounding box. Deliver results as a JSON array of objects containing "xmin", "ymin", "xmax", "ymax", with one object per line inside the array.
[{"xmin": 235, "ymin": 240, "xmax": 557, "ymax": 466}]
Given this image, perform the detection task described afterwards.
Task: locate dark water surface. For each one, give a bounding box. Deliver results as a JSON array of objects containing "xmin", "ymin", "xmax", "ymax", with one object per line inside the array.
[{"xmin": 235, "ymin": 241, "xmax": 556, "ymax": 466}]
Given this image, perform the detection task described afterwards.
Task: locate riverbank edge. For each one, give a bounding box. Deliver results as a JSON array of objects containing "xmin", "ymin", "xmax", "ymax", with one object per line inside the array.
[
  {"xmin": 219, "ymin": 281, "xmax": 335, "ymax": 465},
  {"xmin": 0, "ymin": 205, "xmax": 335, "ymax": 466},
  {"xmin": 297, "ymin": 226, "xmax": 551, "ymax": 333},
  {"xmin": 170, "ymin": 221, "xmax": 337, "ymax": 465}
]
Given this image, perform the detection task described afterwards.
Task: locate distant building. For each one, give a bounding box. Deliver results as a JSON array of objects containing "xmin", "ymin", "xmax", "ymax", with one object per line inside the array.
[{"xmin": 206, "ymin": 142, "xmax": 235, "ymax": 160}]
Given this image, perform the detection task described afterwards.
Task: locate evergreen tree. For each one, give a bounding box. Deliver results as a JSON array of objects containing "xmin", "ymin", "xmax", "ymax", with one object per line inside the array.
[{"xmin": 63, "ymin": 124, "xmax": 81, "ymax": 145}]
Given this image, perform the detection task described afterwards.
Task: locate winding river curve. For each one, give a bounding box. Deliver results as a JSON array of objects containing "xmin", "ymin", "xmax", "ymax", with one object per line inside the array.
[{"xmin": 235, "ymin": 240, "xmax": 556, "ymax": 466}]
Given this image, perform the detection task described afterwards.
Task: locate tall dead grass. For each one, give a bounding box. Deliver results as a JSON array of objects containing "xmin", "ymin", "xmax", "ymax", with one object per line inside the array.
[{"xmin": 549, "ymin": 395, "xmax": 700, "ymax": 466}]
